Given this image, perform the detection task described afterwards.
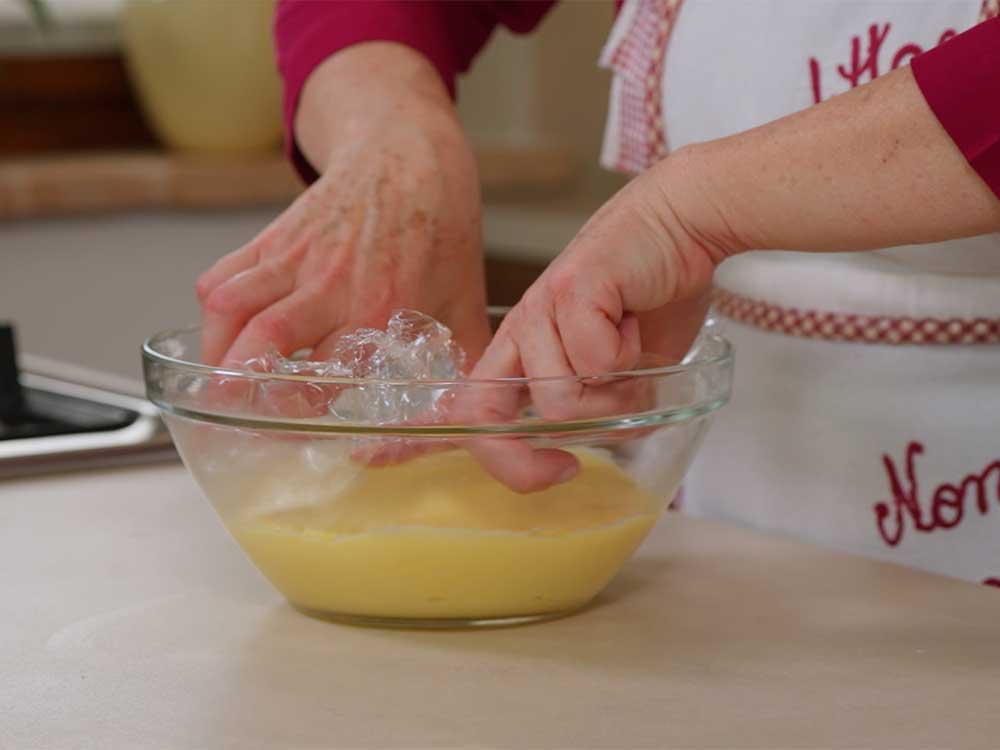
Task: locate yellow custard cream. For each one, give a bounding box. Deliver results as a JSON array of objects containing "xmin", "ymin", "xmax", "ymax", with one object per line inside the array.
[{"xmin": 230, "ymin": 450, "xmax": 659, "ymax": 621}]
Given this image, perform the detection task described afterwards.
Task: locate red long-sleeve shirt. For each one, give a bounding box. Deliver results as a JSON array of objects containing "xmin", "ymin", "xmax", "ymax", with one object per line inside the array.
[{"xmin": 274, "ymin": 1, "xmax": 1000, "ymax": 200}]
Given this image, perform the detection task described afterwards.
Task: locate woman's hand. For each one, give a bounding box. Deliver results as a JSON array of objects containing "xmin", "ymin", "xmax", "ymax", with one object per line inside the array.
[
  {"xmin": 196, "ymin": 43, "xmax": 490, "ymax": 367},
  {"xmin": 465, "ymin": 151, "xmax": 734, "ymax": 491}
]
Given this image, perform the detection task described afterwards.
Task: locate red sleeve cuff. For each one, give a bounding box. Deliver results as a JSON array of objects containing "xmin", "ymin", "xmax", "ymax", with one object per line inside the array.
[
  {"xmin": 274, "ymin": 0, "xmax": 554, "ymax": 184},
  {"xmin": 911, "ymin": 16, "xmax": 1000, "ymax": 201},
  {"xmin": 275, "ymin": 1, "xmax": 472, "ymax": 183}
]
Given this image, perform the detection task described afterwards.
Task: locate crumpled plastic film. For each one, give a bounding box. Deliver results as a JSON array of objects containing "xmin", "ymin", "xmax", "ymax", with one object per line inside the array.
[{"xmin": 242, "ymin": 309, "xmax": 466, "ymax": 425}]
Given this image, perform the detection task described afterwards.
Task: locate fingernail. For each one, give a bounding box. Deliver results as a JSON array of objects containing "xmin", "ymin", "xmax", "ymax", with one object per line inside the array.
[{"xmin": 556, "ymin": 463, "xmax": 580, "ymax": 485}]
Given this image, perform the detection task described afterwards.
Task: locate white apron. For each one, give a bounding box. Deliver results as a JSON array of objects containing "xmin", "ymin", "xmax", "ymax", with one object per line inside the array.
[{"xmin": 600, "ymin": 0, "xmax": 1000, "ymax": 585}]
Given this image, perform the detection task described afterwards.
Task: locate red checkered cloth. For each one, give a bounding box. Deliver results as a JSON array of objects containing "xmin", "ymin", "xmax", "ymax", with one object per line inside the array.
[{"xmin": 715, "ymin": 288, "xmax": 1000, "ymax": 345}]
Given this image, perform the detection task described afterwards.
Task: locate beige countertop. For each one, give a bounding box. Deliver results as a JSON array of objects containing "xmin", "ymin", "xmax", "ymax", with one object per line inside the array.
[{"xmin": 4, "ymin": 462, "xmax": 999, "ymax": 749}]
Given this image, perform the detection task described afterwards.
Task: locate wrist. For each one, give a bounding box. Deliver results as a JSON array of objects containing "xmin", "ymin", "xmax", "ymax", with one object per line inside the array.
[
  {"xmin": 296, "ymin": 42, "xmax": 464, "ymax": 174},
  {"xmin": 653, "ymin": 143, "xmax": 759, "ymax": 261}
]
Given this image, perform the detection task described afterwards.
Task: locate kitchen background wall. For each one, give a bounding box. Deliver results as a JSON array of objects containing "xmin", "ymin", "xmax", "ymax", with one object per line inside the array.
[{"xmin": 459, "ymin": 0, "xmax": 627, "ymax": 203}]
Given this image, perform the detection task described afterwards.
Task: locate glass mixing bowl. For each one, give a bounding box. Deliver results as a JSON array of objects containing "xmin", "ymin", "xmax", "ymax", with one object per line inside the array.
[{"xmin": 143, "ymin": 313, "xmax": 732, "ymax": 628}]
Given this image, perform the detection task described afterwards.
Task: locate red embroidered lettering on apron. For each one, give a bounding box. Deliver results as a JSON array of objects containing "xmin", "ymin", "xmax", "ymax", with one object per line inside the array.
[
  {"xmin": 809, "ymin": 23, "xmax": 958, "ymax": 104},
  {"xmin": 875, "ymin": 442, "xmax": 1000, "ymax": 547}
]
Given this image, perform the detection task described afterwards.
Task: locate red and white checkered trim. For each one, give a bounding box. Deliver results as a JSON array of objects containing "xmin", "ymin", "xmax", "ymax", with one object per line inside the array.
[
  {"xmin": 715, "ymin": 289, "xmax": 1000, "ymax": 345},
  {"xmin": 605, "ymin": 0, "xmax": 683, "ymax": 173}
]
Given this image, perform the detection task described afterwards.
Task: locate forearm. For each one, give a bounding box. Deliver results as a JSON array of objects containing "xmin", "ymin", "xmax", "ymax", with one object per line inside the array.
[
  {"xmin": 276, "ymin": 0, "xmax": 555, "ymax": 181},
  {"xmin": 295, "ymin": 42, "xmax": 464, "ymax": 175},
  {"xmin": 672, "ymin": 65, "xmax": 1000, "ymax": 257}
]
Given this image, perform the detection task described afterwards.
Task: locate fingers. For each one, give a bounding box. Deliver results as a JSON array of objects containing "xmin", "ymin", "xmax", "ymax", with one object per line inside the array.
[
  {"xmin": 220, "ymin": 285, "xmax": 338, "ymax": 365},
  {"xmin": 200, "ymin": 263, "xmax": 297, "ymax": 365},
  {"xmin": 462, "ymin": 271, "xmax": 659, "ymax": 492},
  {"xmin": 463, "ymin": 328, "xmax": 524, "ymax": 424},
  {"xmin": 463, "ymin": 321, "xmax": 581, "ymax": 493},
  {"xmin": 517, "ymin": 313, "xmax": 585, "ymax": 421},
  {"xmin": 351, "ymin": 437, "xmax": 450, "ymax": 468},
  {"xmin": 350, "ymin": 435, "xmax": 577, "ymax": 496},
  {"xmin": 546, "ymin": 269, "xmax": 642, "ymax": 375},
  {"xmin": 558, "ymin": 306, "xmax": 642, "ymax": 376},
  {"xmin": 515, "ymin": 282, "xmax": 644, "ymax": 421},
  {"xmin": 468, "ymin": 439, "xmax": 580, "ymax": 493},
  {"xmin": 195, "ymin": 244, "xmax": 261, "ymax": 304}
]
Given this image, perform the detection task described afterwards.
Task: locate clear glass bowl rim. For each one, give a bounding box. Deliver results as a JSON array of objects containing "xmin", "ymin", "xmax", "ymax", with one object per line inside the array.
[
  {"xmin": 142, "ymin": 315, "xmax": 733, "ymax": 388},
  {"xmin": 142, "ymin": 312, "xmax": 733, "ymax": 435}
]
